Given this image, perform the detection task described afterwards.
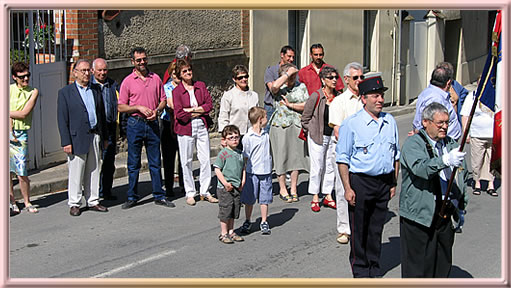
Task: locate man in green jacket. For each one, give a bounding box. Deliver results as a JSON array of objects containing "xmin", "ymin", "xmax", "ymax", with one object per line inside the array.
[{"xmin": 399, "ymin": 102, "xmax": 469, "ymax": 278}]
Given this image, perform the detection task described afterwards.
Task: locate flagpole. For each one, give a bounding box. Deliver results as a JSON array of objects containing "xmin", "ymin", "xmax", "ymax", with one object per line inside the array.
[{"xmin": 438, "ymin": 37, "xmax": 498, "ymax": 220}]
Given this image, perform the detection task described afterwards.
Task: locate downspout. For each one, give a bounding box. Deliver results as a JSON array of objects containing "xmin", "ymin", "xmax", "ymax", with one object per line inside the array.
[
  {"xmin": 391, "ymin": 11, "xmax": 396, "ymax": 106},
  {"xmin": 395, "ymin": 10, "xmax": 402, "ymax": 106}
]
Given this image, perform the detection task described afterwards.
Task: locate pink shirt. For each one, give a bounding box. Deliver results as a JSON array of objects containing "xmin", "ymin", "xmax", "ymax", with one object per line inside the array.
[{"xmin": 118, "ymin": 69, "xmax": 166, "ymax": 118}]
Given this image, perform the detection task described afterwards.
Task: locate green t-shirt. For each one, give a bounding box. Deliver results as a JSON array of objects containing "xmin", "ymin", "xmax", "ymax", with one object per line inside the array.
[{"xmin": 213, "ymin": 147, "xmax": 244, "ymax": 189}]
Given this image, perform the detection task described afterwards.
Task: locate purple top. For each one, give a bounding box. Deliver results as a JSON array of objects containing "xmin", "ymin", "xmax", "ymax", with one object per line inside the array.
[
  {"xmin": 118, "ymin": 69, "xmax": 166, "ymax": 118},
  {"xmin": 172, "ymin": 80, "xmax": 213, "ymax": 136}
]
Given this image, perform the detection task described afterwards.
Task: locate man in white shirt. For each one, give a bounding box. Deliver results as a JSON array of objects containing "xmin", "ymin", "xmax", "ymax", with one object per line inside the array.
[{"xmin": 328, "ymin": 62, "xmax": 365, "ymax": 244}]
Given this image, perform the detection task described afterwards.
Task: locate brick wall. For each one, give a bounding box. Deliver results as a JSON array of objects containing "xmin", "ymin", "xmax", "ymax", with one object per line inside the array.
[
  {"xmin": 65, "ymin": 10, "xmax": 98, "ymax": 83},
  {"xmin": 241, "ymin": 10, "xmax": 250, "ymax": 56}
]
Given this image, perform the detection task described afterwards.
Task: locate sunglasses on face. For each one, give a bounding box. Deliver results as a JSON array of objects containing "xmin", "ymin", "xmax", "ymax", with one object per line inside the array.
[
  {"xmin": 181, "ymin": 68, "xmax": 192, "ymax": 74},
  {"xmin": 235, "ymin": 74, "xmax": 249, "ymax": 80},
  {"xmin": 134, "ymin": 57, "xmax": 147, "ymax": 63},
  {"xmin": 324, "ymin": 75, "xmax": 339, "ymax": 80},
  {"xmin": 15, "ymin": 72, "xmax": 31, "ymax": 79},
  {"xmin": 350, "ymin": 75, "xmax": 365, "ymax": 81}
]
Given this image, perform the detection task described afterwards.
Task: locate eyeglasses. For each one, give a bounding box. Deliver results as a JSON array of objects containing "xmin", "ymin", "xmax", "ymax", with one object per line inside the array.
[
  {"xmin": 74, "ymin": 69, "xmax": 90, "ymax": 74},
  {"xmin": 226, "ymin": 135, "xmax": 240, "ymax": 141},
  {"xmin": 15, "ymin": 72, "xmax": 31, "ymax": 79},
  {"xmin": 235, "ymin": 74, "xmax": 249, "ymax": 80},
  {"xmin": 324, "ymin": 75, "xmax": 339, "ymax": 80},
  {"xmin": 134, "ymin": 57, "xmax": 147, "ymax": 63},
  {"xmin": 181, "ymin": 68, "xmax": 192, "ymax": 74},
  {"xmin": 350, "ymin": 75, "xmax": 365, "ymax": 81},
  {"xmin": 430, "ymin": 120, "xmax": 449, "ymax": 127}
]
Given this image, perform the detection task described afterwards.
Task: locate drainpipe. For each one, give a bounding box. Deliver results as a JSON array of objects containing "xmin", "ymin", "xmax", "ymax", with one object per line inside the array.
[{"xmin": 395, "ymin": 10, "xmax": 402, "ymax": 106}]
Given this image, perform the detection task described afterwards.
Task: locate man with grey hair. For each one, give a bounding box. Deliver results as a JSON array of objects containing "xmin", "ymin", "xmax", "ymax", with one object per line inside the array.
[
  {"xmin": 411, "ymin": 65, "xmax": 462, "ymax": 140},
  {"xmin": 327, "ymin": 61, "xmax": 365, "ymax": 244},
  {"xmin": 400, "ymin": 102, "xmax": 467, "ymax": 277},
  {"xmin": 91, "ymin": 58, "xmax": 119, "ymax": 201},
  {"xmin": 162, "ymin": 44, "xmax": 192, "ymax": 84},
  {"xmin": 58, "ymin": 59, "xmax": 109, "ymax": 216}
]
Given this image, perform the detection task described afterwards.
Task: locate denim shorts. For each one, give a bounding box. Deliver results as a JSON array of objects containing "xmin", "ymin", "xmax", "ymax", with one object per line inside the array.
[
  {"xmin": 241, "ymin": 173, "xmax": 273, "ymax": 205},
  {"xmin": 217, "ymin": 187, "xmax": 241, "ymax": 221}
]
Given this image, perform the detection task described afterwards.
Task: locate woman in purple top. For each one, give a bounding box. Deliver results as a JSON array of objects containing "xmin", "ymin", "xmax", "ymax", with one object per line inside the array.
[{"xmin": 173, "ymin": 59, "xmax": 218, "ymax": 206}]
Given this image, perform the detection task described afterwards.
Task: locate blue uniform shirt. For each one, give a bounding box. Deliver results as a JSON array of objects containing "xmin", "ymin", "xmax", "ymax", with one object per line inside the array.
[
  {"xmin": 336, "ymin": 108, "xmax": 400, "ymax": 176},
  {"xmin": 412, "ymin": 84, "xmax": 461, "ymax": 140},
  {"xmin": 75, "ymin": 82, "xmax": 97, "ymax": 129}
]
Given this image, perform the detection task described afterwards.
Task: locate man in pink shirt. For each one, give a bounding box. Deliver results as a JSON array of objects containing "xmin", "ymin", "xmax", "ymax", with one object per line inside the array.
[
  {"xmin": 298, "ymin": 43, "xmax": 344, "ymax": 96},
  {"xmin": 118, "ymin": 47, "xmax": 176, "ymax": 209}
]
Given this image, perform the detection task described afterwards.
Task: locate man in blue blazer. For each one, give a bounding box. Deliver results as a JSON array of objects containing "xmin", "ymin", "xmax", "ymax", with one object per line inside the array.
[{"xmin": 57, "ymin": 59, "xmax": 109, "ymax": 216}]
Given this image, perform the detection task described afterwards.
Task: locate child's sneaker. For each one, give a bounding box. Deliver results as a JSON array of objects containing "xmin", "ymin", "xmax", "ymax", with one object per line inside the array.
[
  {"xmin": 240, "ymin": 220, "xmax": 251, "ymax": 234},
  {"xmin": 260, "ymin": 221, "xmax": 271, "ymax": 235}
]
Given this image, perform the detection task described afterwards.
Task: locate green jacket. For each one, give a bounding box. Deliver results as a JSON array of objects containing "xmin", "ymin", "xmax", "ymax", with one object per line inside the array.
[{"xmin": 399, "ymin": 129, "xmax": 469, "ymax": 227}]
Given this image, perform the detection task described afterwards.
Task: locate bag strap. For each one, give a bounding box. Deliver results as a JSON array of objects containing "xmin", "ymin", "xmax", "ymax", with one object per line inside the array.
[{"xmin": 416, "ymin": 131, "xmax": 443, "ymax": 205}]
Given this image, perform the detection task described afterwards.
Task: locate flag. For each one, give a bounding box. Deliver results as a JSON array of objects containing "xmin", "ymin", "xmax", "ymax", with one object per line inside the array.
[{"xmin": 474, "ymin": 10, "xmax": 502, "ymax": 173}]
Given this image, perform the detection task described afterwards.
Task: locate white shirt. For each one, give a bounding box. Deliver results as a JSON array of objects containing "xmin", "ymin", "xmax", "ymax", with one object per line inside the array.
[
  {"xmin": 242, "ymin": 127, "xmax": 272, "ymax": 175},
  {"xmin": 328, "ymin": 88, "xmax": 363, "ymax": 141},
  {"xmin": 460, "ymin": 91, "xmax": 494, "ymax": 138},
  {"xmin": 218, "ymin": 86, "xmax": 259, "ymax": 134}
]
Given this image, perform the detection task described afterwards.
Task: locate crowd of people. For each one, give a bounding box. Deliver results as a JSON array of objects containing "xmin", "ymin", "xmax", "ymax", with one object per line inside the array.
[{"xmin": 9, "ymin": 42, "xmax": 497, "ymax": 278}]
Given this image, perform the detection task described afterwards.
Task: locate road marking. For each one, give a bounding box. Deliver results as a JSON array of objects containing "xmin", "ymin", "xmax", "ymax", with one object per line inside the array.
[{"xmin": 93, "ymin": 250, "xmax": 177, "ymax": 278}]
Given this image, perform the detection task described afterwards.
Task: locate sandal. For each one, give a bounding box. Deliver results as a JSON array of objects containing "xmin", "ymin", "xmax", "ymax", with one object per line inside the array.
[
  {"xmin": 218, "ymin": 234, "xmax": 234, "ymax": 244},
  {"xmin": 487, "ymin": 189, "xmax": 498, "ymax": 197},
  {"xmin": 11, "ymin": 202, "xmax": 20, "ymax": 214},
  {"xmin": 229, "ymin": 232, "xmax": 244, "ymax": 242},
  {"xmin": 290, "ymin": 194, "xmax": 299, "ymax": 202},
  {"xmin": 311, "ymin": 201, "xmax": 320, "ymax": 212},
  {"xmin": 323, "ymin": 197, "xmax": 337, "ymax": 209},
  {"xmin": 25, "ymin": 204, "xmax": 39, "ymax": 213},
  {"xmin": 201, "ymin": 195, "xmax": 219, "ymax": 203},
  {"xmin": 279, "ymin": 194, "xmax": 292, "ymax": 203},
  {"xmin": 473, "ymin": 187, "xmax": 482, "ymax": 195}
]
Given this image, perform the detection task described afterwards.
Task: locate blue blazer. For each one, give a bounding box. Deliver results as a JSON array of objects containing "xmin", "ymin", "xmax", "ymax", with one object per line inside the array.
[{"xmin": 57, "ymin": 82, "xmax": 107, "ymax": 155}]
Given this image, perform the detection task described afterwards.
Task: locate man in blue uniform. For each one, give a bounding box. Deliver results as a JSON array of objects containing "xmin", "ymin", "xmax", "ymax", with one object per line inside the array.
[{"xmin": 336, "ymin": 75, "xmax": 400, "ymax": 278}]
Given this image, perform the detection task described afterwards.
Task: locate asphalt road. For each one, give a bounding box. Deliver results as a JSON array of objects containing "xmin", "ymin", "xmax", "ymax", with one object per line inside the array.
[{"xmin": 9, "ymin": 112, "xmax": 501, "ymax": 280}]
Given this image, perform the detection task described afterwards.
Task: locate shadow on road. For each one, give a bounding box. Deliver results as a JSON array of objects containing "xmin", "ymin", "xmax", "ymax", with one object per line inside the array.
[
  {"xmin": 380, "ymin": 236, "xmax": 401, "ymax": 276},
  {"xmin": 449, "ymin": 265, "xmax": 474, "ymax": 278}
]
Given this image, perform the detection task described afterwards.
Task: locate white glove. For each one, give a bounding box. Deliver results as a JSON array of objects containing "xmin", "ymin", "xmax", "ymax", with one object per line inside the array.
[{"xmin": 442, "ymin": 148, "xmax": 466, "ymax": 167}]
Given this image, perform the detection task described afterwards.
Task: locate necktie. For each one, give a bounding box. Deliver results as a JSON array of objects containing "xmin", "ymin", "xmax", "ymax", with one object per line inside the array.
[{"xmin": 436, "ymin": 141, "xmax": 452, "ymax": 197}]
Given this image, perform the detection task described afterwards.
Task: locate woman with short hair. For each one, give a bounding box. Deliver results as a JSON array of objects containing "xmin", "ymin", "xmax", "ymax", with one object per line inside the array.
[
  {"xmin": 173, "ymin": 59, "xmax": 218, "ymax": 206},
  {"xmin": 9, "ymin": 62, "xmax": 40, "ymax": 215}
]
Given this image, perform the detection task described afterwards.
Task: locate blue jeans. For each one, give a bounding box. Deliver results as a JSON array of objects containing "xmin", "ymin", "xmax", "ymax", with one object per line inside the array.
[
  {"xmin": 126, "ymin": 116, "xmax": 165, "ymax": 201},
  {"xmin": 99, "ymin": 121, "xmax": 117, "ymax": 197},
  {"xmin": 263, "ymin": 103, "xmax": 275, "ymax": 134}
]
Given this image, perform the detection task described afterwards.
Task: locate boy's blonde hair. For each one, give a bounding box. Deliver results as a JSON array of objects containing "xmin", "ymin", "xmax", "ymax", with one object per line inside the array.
[
  {"xmin": 248, "ymin": 106, "xmax": 266, "ymax": 125},
  {"xmin": 221, "ymin": 124, "xmax": 240, "ymax": 138}
]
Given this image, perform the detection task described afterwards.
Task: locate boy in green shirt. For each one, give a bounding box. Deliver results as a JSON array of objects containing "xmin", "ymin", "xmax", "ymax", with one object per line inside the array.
[{"xmin": 214, "ymin": 125, "xmax": 246, "ymax": 243}]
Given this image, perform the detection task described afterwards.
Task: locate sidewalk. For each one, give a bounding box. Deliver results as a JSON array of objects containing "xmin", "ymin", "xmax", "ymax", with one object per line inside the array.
[{"xmin": 12, "ymin": 104, "xmax": 416, "ymax": 200}]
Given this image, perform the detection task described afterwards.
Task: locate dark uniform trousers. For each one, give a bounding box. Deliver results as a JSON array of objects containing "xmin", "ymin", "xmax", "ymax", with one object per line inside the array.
[
  {"xmin": 99, "ymin": 121, "xmax": 117, "ymax": 197},
  {"xmin": 159, "ymin": 117, "xmax": 183, "ymax": 196},
  {"xmin": 349, "ymin": 172, "xmax": 393, "ymax": 278},
  {"xmin": 400, "ymin": 211, "xmax": 455, "ymax": 277}
]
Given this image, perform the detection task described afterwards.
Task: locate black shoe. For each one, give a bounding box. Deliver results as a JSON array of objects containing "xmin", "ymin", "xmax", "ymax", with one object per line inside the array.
[
  {"xmin": 154, "ymin": 198, "xmax": 176, "ymax": 208},
  {"xmin": 121, "ymin": 200, "xmax": 137, "ymax": 209}
]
